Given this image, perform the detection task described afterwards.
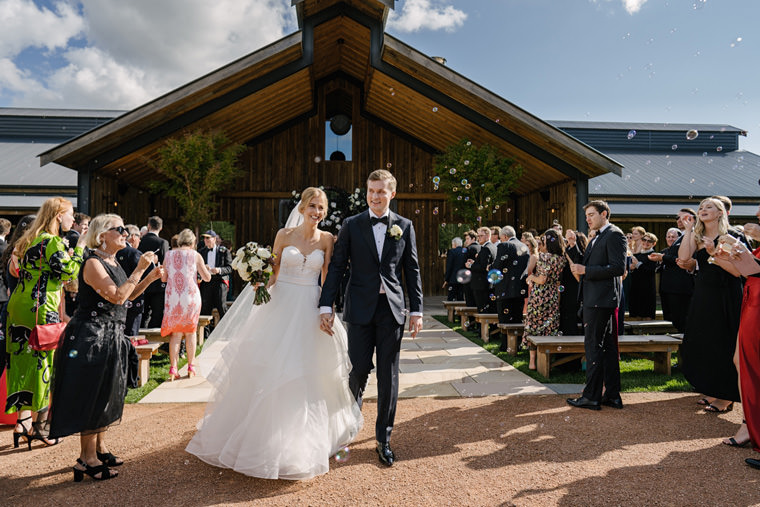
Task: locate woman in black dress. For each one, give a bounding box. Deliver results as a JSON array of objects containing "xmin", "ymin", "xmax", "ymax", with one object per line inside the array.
[
  {"xmin": 48, "ymin": 214, "xmax": 162, "ymax": 481},
  {"xmin": 678, "ymin": 198, "xmax": 742, "ymax": 413},
  {"xmin": 628, "ymin": 233, "xmax": 658, "ymax": 319},
  {"xmin": 559, "ymin": 229, "xmax": 585, "ymax": 336}
]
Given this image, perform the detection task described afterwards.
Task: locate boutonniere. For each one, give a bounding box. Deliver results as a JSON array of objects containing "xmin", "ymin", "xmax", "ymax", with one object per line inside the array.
[{"xmin": 388, "ymin": 224, "xmax": 403, "ymax": 241}]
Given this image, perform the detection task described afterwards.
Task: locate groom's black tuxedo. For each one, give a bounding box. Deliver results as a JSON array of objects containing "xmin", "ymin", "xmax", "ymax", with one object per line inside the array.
[{"xmin": 319, "ymin": 209, "xmax": 423, "ymax": 444}]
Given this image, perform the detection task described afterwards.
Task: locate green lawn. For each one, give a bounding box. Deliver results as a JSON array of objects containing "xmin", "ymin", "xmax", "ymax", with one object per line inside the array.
[{"xmin": 433, "ymin": 315, "xmax": 691, "ymax": 393}]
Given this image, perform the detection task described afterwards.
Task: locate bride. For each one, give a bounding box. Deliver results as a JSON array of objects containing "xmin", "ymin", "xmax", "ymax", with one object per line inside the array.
[{"xmin": 186, "ymin": 187, "xmax": 362, "ymax": 480}]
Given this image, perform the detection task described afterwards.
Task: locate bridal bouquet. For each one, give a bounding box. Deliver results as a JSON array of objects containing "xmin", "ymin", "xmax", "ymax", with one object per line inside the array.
[{"xmin": 231, "ymin": 242, "xmax": 276, "ymax": 305}]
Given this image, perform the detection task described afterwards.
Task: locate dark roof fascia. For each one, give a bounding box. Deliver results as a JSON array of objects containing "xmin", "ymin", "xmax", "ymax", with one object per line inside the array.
[
  {"xmin": 550, "ymin": 120, "xmax": 745, "ymax": 135},
  {"xmin": 374, "ymin": 35, "xmax": 623, "ymax": 179},
  {"xmin": 39, "ymin": 31, "xmax": 309, "ymax": 169},
  {"xmin": 0, "ymin": 107, "xmax": 125, "ymax": 119},
  {"xmin": 292, "ymin": 0, "xmax": 395, "ymax": 28}
]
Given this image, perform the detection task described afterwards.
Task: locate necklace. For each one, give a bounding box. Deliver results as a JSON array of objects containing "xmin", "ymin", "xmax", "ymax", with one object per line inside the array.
[{"xmin": 95, "ymin": 247, "xmax": 115, "ymax": 260}]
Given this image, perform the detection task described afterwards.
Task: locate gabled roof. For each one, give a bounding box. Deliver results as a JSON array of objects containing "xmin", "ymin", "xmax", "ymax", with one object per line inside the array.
[{"xmin": 40, "ymin": 0, "xmax": 622, "ymax": 195}]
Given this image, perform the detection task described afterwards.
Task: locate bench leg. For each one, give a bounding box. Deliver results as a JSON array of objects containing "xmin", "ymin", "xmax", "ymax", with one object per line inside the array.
[
  {"xmin": 537, "ymin": 349, "xmax": 551, "ymax": 378},
  {"xmin": 507, "ymin": 332, "xmax": 519, "ymax": 355},
  {"xmin": 481, "ymin": 323, "xmax": 489, "ymax": 343},
  {"xmin": 138, "ymin": 357, "xmax": 150, "ymax": 387},
  {"xmin": 197, "ymin": 326, "xmax": 205, "ymax": 347},
  {"xmin": 653, "ymin": 351, "xmax": 672, "ymax": 375},
  {"xmin": 447, "ymin": 308, "xmax": 455, "ymax": 322}
]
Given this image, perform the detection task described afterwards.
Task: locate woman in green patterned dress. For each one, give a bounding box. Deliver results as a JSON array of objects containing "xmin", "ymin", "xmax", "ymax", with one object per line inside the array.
[{"xmin": 5, "ymin": 197, "xmax": 84, "ymax": 448}]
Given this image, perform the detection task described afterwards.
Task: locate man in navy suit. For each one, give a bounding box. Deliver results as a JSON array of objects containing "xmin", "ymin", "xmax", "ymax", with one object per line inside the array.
[
  {"xmin": 443, "ymin": 237, "xmax": 467, "ymax": 301},
  {"xmin": 117, "ymin": 224, "xmax": 145, "ymax": 336},
  {"xmin": 568, "ymin": 200, "xmax": 627, "ymax": 411},
  {"xmin": 467, "ymin": 227, "xmax": 497, "ymax": 314},
  {"xmin": 138, "ymin": 216, "xmax": 170, "ymax": 327},
  {"xmin": 319, "ymin": 169, "xmax": 423, "ymax": 467}
]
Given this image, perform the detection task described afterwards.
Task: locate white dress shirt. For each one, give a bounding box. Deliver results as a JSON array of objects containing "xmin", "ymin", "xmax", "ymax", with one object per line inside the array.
[{"xmin": 206, "ymin": 246, "xmax": 217, "ymax": 268}]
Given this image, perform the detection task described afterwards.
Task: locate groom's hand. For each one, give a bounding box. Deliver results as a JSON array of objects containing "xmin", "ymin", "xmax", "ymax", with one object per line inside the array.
[
  {"xmin": 409, "ymin": 315, "xmax": 423, "ymax": 338},
  {"xmin": 320, "ymin": 312, "xmax": 335, "ymax": 336}
]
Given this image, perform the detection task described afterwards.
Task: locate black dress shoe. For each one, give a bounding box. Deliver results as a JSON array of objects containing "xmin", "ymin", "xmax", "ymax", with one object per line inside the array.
[
  {"xmin": 376, "ymin": 442, "xmax": 395, "ymax": 467},
  {"xmin": 601, "ymin": 397, "xmax": 624, "ymax": 409},
  {"xmin": 566, "ymin": 396, "xmax": 601, "ymax": 411},
  {"xmin": 746, "ymin": 458, "xmax": 760, "ymax": 470}
]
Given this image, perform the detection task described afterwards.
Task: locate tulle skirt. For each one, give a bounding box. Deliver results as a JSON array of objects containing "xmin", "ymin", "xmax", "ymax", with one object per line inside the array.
[{"xmin": 186, "ymin": 281, "xmax": 363, "ymax": 480}]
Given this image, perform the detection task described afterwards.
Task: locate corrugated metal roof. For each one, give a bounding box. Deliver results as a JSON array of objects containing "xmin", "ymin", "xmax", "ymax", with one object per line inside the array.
[
  {"xmin": 0, "ymin": 141, "xmax": 77, "ymax": 187},
  {"xmin": 0, "ymin": 194, "xmax": 77, "ymax": 210},
  {"xmin": 0, "ymin": 108, "xmax": 125, "ymax": 118},
  {"xmin": 549, "ymin": 120, "xmax": 744, "ymax": 134},
  {"xmin": 555, "ymin": 127, "xmax": 738, "ymax": 153},
  {"xmin": 589, "ymin": 150, "xmax": 760, "ymax": 199},
  {"xmin": 610, "ymin": 201, "xmax": 759, "ymax": 218},
  {"xmin": 0, "ymin": 108, "xmax": 122, "ymax": 141}
]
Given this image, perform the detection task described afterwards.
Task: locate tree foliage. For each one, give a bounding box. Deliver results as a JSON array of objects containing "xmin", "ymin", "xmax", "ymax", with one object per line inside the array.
[
  {"xmin": 151, "ymin": 130, "xmax": 245, "ymax": 230},
  {"xmin": 433, "ymin": 139, "xmax": 522, "ymax": 226}
]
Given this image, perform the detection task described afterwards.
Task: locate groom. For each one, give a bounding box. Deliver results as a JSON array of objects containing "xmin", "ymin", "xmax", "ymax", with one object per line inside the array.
[{"xmin": 319, "ymin": 169, "xmax": 423, "ymax": 467}]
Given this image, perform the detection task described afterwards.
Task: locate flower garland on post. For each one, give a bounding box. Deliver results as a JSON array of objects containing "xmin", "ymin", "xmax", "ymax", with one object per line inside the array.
[{"xmin": 290, "ymin": 186, "xmax": 368, "ymax": 234}]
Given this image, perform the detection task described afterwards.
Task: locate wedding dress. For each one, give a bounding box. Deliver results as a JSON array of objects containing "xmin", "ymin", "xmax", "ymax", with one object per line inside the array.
[{"xmin": 186, "ymin": 245, "xmax": 363, "ymax": 480}]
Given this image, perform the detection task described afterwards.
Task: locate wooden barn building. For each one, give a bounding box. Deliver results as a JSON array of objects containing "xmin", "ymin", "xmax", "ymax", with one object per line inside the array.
[{"xmin": 40, "ymin": 0, "xmax": 622, "ymax": 295}]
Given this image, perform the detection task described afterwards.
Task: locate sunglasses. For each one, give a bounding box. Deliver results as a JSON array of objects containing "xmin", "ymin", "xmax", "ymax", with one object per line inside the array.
[
  {"xmin": 642, "ymin": 239, "xmax": 654, "ymax": 243},
  {"xmin": 108, "ymin": 226, "xmax": 128, "ymax": 235}
]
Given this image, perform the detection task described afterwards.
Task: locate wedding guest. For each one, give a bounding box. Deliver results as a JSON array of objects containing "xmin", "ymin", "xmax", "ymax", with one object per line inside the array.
[
  {"xmin": 443, "ymin": 237, "xmax": 467, "ymax": 301},
  {"xmin": 5, "ymin": 198, "xmax": 84, "ymax": 448},
  {"xmin": 138, "ymin": 216, "xmax": 169, "ymax": 327},
  {"xmin": 492, "ymin": 226, "xmax": 529, "ymax": 335},
  {"xmin": 521, "ymin": 232, "xmax": 539, "ymax": 277},
  {"xmin": 0, "ymin": 217, "xmax": 10, "ymax": 332},
  {"xmin": 462, "ymin": 231, "xmax": 480, "ymax": 308},
  {"xmin": 49, "ymin": 213, "xmax": 162, "ymax": 480},
  {"xmin": 524, "ymin": 229, "xmax": 567, "ymax": 369},
  {"xmin": 116, "ymin": 225, "xmax": 145, "ymax": 337},
  {"xmin": 628, "ymin": 232, "xmax": 658, "ymax": 319},
  {"xmin": 490, "ymin": 226, "xmax": 501, "ymax": 245},
  {"xmin": 630, "ymin": 226, "xmax": 646, "ymax": 254},
  {"xmin": 62, "ymin": 212, "xmax": 90, "ymax": 316},
  {"xmin": 560, "ymin": 229, "xmax": 585, "ymax": 336},
  {"xmin": 679, "ymin": 198, "xmax": 741, "ymax": 413},
  {"xmin": 161, "ymin": 229, "xmax": 211, "ymax": 380},
  {"xmin": 0, "ymin": 215, "xmax": 36, "ymax": 347},
  {"xmin": 199, "ymin": 230, "xmax": 232, "ymax": 322},
  {"xmin": 466, "ymin": 227, "xmax": 496, "ymax": 314}
]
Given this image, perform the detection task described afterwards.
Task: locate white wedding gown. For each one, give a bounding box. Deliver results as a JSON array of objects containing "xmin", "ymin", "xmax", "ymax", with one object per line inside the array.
[{"xmin": 186, "ymin": 246, "xmax": 363, "ymax": 480}]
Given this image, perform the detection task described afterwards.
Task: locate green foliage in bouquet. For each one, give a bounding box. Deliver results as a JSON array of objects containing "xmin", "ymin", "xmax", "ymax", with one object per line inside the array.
[
  {"xmin": 231, "ymin": 242, "xmax": 276, "ymax": 305},
  {"xmin": 151, "ymin": 129, "xmax": 245, "ymax": 231},
  {"xmin": 433, "ymin": 139, "xmax": 522, "ymax": 227}
]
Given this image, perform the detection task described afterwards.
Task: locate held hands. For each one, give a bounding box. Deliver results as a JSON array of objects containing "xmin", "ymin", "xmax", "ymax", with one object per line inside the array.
[{"xmin": 320, "ymin": 312, "xmax": 335, "ymax": 336}]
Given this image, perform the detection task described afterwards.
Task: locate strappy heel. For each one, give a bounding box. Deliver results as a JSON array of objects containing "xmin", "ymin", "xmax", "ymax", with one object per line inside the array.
[
  {"xmin": 12, "ymin": 416, "xmax": 33, "ymax": 450},
  {"xmin": 97, "ymin": 451, "xmax": 124, "ymax": 467},
  {"xmin": 168, "ymin": 366, "xmax": 180, "ymax": 381},
  {"xmin": 187, "ymin": 364, "xmax": 196, "ymax": 378},
  {"xmin": 31, "ymin": 421, "xmax": 62, "ymax": 447},
  {"xmin": 73, "ymin": 458, "xmax": 118, "ymax": 482}
]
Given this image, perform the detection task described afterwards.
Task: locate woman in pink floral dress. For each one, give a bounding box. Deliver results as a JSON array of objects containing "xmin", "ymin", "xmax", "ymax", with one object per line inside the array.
[
  {"xmin": 524, "ymin": 229, "xmax": 567, "ymax": 370},
  {"xmin": 161, "ymin": 229, "xmax": 211, "ymax": 380}
]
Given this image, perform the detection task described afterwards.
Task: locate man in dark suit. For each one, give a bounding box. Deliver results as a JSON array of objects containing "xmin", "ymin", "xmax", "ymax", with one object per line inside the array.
[
  {"xmin": 199, "ymin": 230, "xmax": 233, "ymax": 321},
  {"xmin": 443, "ymin": 237, "xmax": 467, "ymax": 301},
  {"xmin": 492, "ymin": 226, "xmax": 530, "ymax": 349},
  {"xmin": 319, "ymin": 170, "xmax": 423, "ymax": 467},
  {"xmin": 138, "ymin": 216, "xmax": 170, "ymax": 328},
  {"xmin": 467, "ymin": 226, "xmax": 497, "ymax": 314},
  {"xmin": 568, "ymin": 200, "xmax": 627, "ymax": 411},
  {"xmin": 648, "ymin": 209, "xmax": 696, "ymax": 333},
  {"xmin": 117, "ymin": 225, "xmax": 146, "ymax": 336},
  {"xmin": 462, "ymin": 230, "xmax": 480, "ymax": 308},
  {"xmin": 0, "ymin": 218, "xmax": 10, "ymax": 317}
]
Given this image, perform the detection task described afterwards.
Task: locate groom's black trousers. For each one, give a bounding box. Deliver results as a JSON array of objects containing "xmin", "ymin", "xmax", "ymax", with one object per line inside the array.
[{"xmin": 346, "ymin": 294, "xmax": 404, "ymax": 444}]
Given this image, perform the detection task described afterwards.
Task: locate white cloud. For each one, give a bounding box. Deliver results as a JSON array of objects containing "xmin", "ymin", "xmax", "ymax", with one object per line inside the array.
[
  {"xmin": 623, "ymin": 0, "xmax": 647, "ymax": 14},
  {"xmin": 387, "ymin": 0, "xmax": 467, "ymax": 33},
  {"xmin": 0, "ymin": 0, "xmax": 84, "ymax": 56}
]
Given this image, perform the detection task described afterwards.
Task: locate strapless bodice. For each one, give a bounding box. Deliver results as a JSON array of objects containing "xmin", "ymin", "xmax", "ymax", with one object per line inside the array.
[{"xmin": 277, "ymin": 246, "xmax": 324, "ymax": 286}]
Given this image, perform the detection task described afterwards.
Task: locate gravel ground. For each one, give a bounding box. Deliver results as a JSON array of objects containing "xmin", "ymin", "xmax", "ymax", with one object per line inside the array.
[{"xmin": 1, "ymin": 392, "xmax": 758, "ymax": 506}]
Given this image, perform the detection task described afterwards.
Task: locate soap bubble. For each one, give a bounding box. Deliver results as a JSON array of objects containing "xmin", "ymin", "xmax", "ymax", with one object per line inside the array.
[
  {"xmin": 456, "ymin": 269, "xmax": 472, "ymax": 284},
  {"xmin": 461, "ymin": 179, "xmax": 468, "ymax": 185},
  {"xmin": 465, "ymin": 184, "xmax": 471, "ymax": 190},
  {"xmin": 334, "ymin": 447, "xmax": 350, "ymax": 463},
  {"xmin": 449, "ymin": 168, "xmax": 456, "ymax": 175},
  {"xmin": 671, "ymin": 144, "xmax": 678, "ymax": 150},
  {"xmin": 466, "ymin": 141, "xmax": 471, "ymax": 146},
  {"xmin": 627, "ymin": 130, "xmax": 636, "ymax": 140},
  {"xmin": 432, "ymin": 107, "xmax": 438, "ymax": 112},
  {"xmin": 716, "ymin": 146, "xmax": 723, "ymax": 152},
  {"xmin": 686, "ymin": 129, "xmax": 699, "ymax": 140},
  {"xmin": 68, "ymin": 350, "xmax": 78, "ymax": 358},
  {"xmin": 558, "ymin": 285, "xmax": 565, "ymax": 293},
  {"xmin": 490, "ymin": 294, "xmax": 497, "ymax": 301},
  {"xmin": 432, "ymin": 207, "xmax": 439, "ymax": 215},
  {"xmin": 386, "ymin": 162, "xmax": 392, "ymax": 168},
  {"xmin": 464, "ymin": 160, "xmax": 470, "ymax": 165},
  {"xmin": 314, "ymin": 156, "xmax": 322, "ymax": 163},
  {"xmin": 487, "ymin": 269, "xmax": 504, "ymax": 284},
  {"xmin": 432, "ymin": 176, "xmax": 440, "ymax": 184}
]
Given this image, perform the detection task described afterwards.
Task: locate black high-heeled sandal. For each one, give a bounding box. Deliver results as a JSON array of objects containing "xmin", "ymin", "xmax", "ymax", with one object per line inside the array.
[
  {"xmin": 97, "ymin": 451, "xmax": 124, "ymax": 467},
  {"xmin": 12, "ymin": 416, "xmax": 33, "ymax": 450},
  {"xmin": 31, "ymin": 421, "xmax": 62, "ymax": 447},
  {"xmin": 704, "ymin": 402, "xmax": 734, "ymax": 413},
  {"xmin": 73, "ymin": 458, "xmax": 118, "ymax": 482}
]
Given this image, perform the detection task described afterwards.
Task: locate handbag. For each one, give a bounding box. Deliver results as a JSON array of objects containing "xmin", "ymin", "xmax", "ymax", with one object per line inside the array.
[{"xmin": 28, "ymin": 242, "xmax": 66, "ymax": 351}]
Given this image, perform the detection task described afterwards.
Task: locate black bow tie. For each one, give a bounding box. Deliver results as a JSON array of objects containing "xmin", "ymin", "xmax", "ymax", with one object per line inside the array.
[{"xmin": 370, "ymin": 216, "xmax": 389, "ymax": 226}]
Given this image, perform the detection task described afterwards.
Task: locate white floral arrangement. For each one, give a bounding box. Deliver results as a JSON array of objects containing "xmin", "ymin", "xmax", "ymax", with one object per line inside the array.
[
  {"xmin": 231, "ymin": 241, "xmax": 276, "ymax": 305},
  {"xmin": 388, "ymin": 224, "xmax": 403, "ymax": 241}
]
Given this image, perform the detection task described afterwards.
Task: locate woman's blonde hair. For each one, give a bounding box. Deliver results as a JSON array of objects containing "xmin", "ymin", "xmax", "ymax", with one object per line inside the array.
[
  {"xmin": 177, "ymin": 228, "xmax": 196, "ymax": 247},
  {"xmin": 631, "ymin": 226, "xmax": 646, "ymax": 236},
  {"xmin": 297, "ymin": 187, "xmax": 328, "ymax": 217},
  {"xmin": 15, "ymin": 197, "xmax": 72, "ymax": 258},
  {"xmin": 694, "ymin": 197, "xmax": 728, "ymax": 245},
  {"xmin": 85, "ymin": 213, "xmax": 122, "ymax": 249},
  {"xmin": 522, "ymin": 232, "xmax": 538, "ymax": 255}
]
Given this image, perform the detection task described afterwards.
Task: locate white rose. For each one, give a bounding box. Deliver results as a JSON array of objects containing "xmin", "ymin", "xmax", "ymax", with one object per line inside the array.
[
  {"xmin": 231, "ymin": 257, "xmax": 240, "ymax": 270},
  {"xmin": 257, "ymin": 248, "xmax": 271, "ymax": 259},
  {"xmin": 249, "ymin": 257, "xmax": 264, "ymax": 272}
]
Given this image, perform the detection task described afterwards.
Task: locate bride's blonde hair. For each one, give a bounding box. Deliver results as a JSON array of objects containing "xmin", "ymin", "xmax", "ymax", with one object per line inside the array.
[{"xmin": 297, "ymin": 187, "xmax": 328, "ymax": 218}]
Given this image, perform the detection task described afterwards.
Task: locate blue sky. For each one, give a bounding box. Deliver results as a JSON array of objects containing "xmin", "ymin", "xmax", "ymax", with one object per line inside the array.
[{"xmin": 1, "ymin": 0, "xmax": 758, "ymax": 155}]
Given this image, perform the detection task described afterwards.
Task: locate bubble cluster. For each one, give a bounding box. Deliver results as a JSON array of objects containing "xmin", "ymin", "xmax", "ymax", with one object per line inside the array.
[
  {"xmin": 68, "ymin": 350, "xmax": 79, "ymax": 358},
  {"xmin": 456, "ymin": 269, "xmax": 472, "ymax": 284},
  {"xmin": 487, "ymin": 269, "xmax": 504, "ymax": 284},
  {"xmin": 432, "ymin": 176, "xmax": 441, "ymax": 184}
]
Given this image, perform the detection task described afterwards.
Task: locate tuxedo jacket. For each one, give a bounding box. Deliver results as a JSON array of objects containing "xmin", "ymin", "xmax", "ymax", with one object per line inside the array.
[
  {"xmin": 658, "ymin": 234, "xmax": 695, "ymax": 295},
  {"xmin": 198, "ymin": 245, "xmax": 232, "ymax": 284},
  {"xmin": 319, "ymin": 210, "xmax": 423, "ymax": 326},
  {"xmin": 137, "ymin": 232, "xmax": 170, "ymax": 294},
  {"xmin": 492, "ymin": 237, "xmax": 529, "ymax": 300},
  {"xmin": 470, "ymin": 241, "xmax": 497, "ymax": 291},
  {"xmin": 579, "ymin": 224, "xmax": 627, "ymax": 309},
  {"xmin": 444, "ymin": 247, "xmax": 468, "ymax": 285},
  {"xmin": 116, "ymin": 245, "xmax": 142, "ymax": 277}
]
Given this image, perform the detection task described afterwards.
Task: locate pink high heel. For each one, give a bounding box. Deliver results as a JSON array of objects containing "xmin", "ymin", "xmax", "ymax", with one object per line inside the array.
[
  {"xmin": 168, "ymin": 366, "xmax": 180, "ymax": 381},
  {"xmin": 187, "ymin": 364, "xmax": 196, "ymax": 379}
]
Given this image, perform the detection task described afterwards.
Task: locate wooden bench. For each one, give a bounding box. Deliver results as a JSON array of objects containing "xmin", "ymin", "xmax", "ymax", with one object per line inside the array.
[
  {"xmin": 472, "ymin": 313, "xmax": 499, "ymax": 342},
  {"xmin": 138, "ymin": 314, "xmax": 213, "ymax": 346},
  {"xmin": 443, "ymin": 300, "xmax": 465, "ymax": 322},
  {"xmin": 625, "ymin": 320, "xmax": 677, "ymax": 335},
  {"xmin": 526, "ymin": 334, "xmax": 683, "ymax": 378},
  {"xmin": 624, "ymin": 309, "xmax": 664, "ymax": 321},
  {"xmin": 497, "ymin": 323, "xmax": 525, "ymax": 355},
  {"xmin": 454, "ymin": 306, "xmax": 478, "ymax": 329},
  {"xmin": 132, "ymin": 339, "xmax": 161, "ymax": 387}
]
